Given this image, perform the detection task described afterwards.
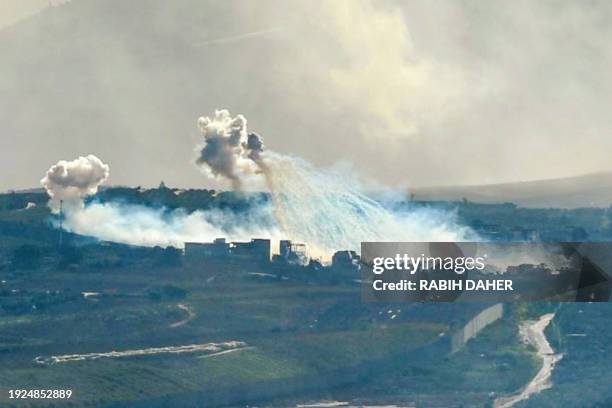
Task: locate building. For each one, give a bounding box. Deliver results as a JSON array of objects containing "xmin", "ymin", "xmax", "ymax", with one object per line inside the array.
[
  {"xmin": 331, "ymin": 250, "xmax": 360, "ymax": 270},
  {"xmin": 185, "ymin": 238, "xmax": 271, "ymax": 264},
  {"xmin": 185, "ymin": 238, "xmax": 230, "ymax": 260},
  {"xmin": 231, "ymin": 239, "xmax": 271, "ymax": 263},
  {"xmin": 276, "ymin": 240, "xmax": 308, "ymax": 264}
]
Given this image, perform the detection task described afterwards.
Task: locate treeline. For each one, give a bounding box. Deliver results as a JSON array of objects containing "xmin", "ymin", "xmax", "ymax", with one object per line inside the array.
[{"xmin": 92, "ymin": 186, "xmax": 270, "ymax": 213}]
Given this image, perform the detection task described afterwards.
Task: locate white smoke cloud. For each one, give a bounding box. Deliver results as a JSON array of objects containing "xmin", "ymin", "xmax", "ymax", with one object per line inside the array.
[
  {"xmin": 271, "ymin": 0, "xmax": 469, "ymax": 142},
  {"xmin": 40, "ymin": 153, "xmax": 280, "ymax": 251},
  {"xmin": 255, "ymin": 152, "xmax": 473, "ymax": 256},
  {"xmin": 193, "ymin": 109, "xmax": 474, "ymax": 256},
  {"xmin": 43, "ymin": 112, "xmax": 473, "ymax": 259},
  {"xmin": 63, "ymin": 201, "xmax": 280, "ymax": 249},
  {"xmin": 195, "ymin": 109, "xmax": 264, "ymax": 189},
  {"xmin": 39, "ymin": 155, "xmax": 280, "ymax": 249},
  {"xmin": 40, "ymin": 154, "xmax": 110, "ymax": 212}
]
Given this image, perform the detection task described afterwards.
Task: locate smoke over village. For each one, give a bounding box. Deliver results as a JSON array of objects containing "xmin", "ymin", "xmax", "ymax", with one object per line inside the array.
[{"xmin": 40, "ymin": 109, "xmax": 471, "ymax": 259}]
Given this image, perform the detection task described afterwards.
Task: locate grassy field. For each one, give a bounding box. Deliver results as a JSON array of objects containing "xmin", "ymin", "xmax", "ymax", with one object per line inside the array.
[{"xmin": 0, "ymin": 257, "xmax": 455, "ymax": 407}]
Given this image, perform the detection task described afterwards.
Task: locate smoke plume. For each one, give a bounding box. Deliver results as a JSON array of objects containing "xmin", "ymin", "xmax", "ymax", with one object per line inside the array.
[
  {"xmin": 195, "ymin": 109, "xmax": 473, "ymax": 256},
  {"xmin": 41, "ymin": 153, "xmax": 279, "ymax": 251},
  {"xmin": 41, "ymin": 154, "xmax": 110, "ymax": 212},
  {"xmin": 195, "ymin": 109, "xmax": 264, "ymax": 189},
  {"xmin": 259, "ymin": 152, "xmax": 472, "ymax": 255},
  {"xmin": 64, "ymin": 202, "xmax": 280, "ymax": 249},
  {"xmin": 43, "ymin": 111, "xmax": 473, "ymax": 258}
]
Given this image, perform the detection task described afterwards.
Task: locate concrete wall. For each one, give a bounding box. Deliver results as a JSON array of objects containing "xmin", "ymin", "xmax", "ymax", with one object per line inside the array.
[{"xmin": 450, "ymin": 303, "xmax": 504, "ymax": 353}]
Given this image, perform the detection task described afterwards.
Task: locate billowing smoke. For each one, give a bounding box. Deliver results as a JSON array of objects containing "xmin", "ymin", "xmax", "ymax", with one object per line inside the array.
[
  {"xmin": 43, "ymin": 110, "xmax": 473, "ymax": 258},
  {"xmin": 40, "ymin": 155, "xmax": 278, "ymax": 249},
  {"xmin": 258, "ymin": 152, "xmax": 472, "ymax": 255},
  {"xmin": 195, "ymin": 110, "xmax": 474, "ymax": 256},
  {"xmin": 64, "ymin": 201, "xmax": 280, "ymax": 249},
  {"xmin": 41, "ymin": 155, "xmax": 110, "ymax": 212},
  {"xmin": 195, "ymin": 109, "xmax": 264, "ymax": 189}
]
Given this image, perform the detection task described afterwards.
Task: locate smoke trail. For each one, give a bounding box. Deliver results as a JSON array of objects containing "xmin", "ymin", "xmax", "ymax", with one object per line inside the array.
[
  {"xmin": 195, "ymin": 110, "xmax": 474, "ymax": 255},
  {"xmin": 41, "ymin": 155, "xmax": 109, "ymax": 212},
  {"xmin": 259, "ymin": 152, "xmax": 471, "ymax": 254}
]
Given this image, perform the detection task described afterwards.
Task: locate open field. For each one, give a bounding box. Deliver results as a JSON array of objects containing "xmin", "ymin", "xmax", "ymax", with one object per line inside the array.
[{"xmin": 0, "ymin": 260, "xmax": 450, "ymax": 407}]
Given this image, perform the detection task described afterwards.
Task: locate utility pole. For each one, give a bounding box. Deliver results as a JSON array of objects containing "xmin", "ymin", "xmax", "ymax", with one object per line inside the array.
[{"xmin": 59, "ymin": 199, "xmax": 63, "ymax": 247}]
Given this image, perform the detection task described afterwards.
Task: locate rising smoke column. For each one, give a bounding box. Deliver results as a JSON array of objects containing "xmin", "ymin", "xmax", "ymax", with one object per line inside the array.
[
  {"xmin": 195, "ymin": 110, "xmax": 264, "ymax": 190},
  {"xmin": 41, "ymin": 155, "xmax": 110, "ymax": 213},
  {"xmin": 195, "ymin": 110, "xmax": 473, "ymax": 255}
]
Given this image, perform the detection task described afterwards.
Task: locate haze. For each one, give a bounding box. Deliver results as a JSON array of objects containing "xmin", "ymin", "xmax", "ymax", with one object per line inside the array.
[{"xmin": 1, "ymin": 0, "xmax": 611, "ymax": 192}]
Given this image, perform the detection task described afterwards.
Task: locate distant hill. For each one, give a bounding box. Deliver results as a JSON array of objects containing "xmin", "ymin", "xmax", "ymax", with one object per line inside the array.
[
  {"xmin": 8, "ymin": 171, "xmax": 612, "ymax": 209},
  {"xmin": 411, "ymin": 172, "xmax": 612, "ymax": 208}
]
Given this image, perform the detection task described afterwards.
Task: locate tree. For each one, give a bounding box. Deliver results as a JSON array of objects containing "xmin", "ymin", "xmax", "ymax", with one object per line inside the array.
[
  {"xmin": 58, "ymin": 245, "xmax": 83, "ymax": 268},
  {"xmin": 11, "ymin": 244, "xmax": 42, "ymax": 270},
  {"xmin": 155, "ymin": 246, "xmax": 183, "ymax": 267}
]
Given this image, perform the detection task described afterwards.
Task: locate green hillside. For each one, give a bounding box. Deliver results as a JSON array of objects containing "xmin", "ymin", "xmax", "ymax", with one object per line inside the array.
[{"xmin": 0, "ymin": 189, "xmax": 539, "ymax": 407}]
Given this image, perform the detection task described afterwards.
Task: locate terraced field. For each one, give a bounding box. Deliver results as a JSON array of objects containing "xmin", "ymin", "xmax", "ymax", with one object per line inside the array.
[{"xmin": 0, "ymin": 257, "xmax": 454, "ymax": 407}]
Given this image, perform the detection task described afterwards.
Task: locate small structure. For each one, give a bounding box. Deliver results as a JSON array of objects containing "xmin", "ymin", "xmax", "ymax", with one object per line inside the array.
[
  {"xmin": 331, "ymin": 250, "xmax": 360, "ymax": 273},
  {"xmin": 185, "ymin": 238, "xmax": 230, "ymax": 260},
  {"xmin": 232, "ymin": 239, "xmax": 271, "ymax": 263},
  {"xmin": 276, "ymin": 240, "xmax": 308, "ymax": 264},
  {"xmin": 184, "ymin": 238, "xmax": 270, "ymax": 264}
]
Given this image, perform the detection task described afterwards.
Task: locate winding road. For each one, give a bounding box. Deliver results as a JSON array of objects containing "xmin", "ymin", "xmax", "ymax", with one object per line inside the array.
[{"xmin": 494, "ymin": 313, "xmax": 563, "ymax": 408}]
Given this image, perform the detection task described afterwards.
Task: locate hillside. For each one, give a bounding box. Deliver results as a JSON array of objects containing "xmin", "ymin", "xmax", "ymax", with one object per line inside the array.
[{"xmin": 411, "ymin": 172, "xmax": 612, "ymax": 208}]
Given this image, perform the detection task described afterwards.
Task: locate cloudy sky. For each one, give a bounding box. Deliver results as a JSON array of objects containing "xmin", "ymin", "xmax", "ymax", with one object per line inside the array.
[
  {"xmin": 1, "ymin": 0, "xmax": 611, "ymax": 192},
  {"xmin": 0, "ymin": 0, "xmax": 63, "ymax": 29}
]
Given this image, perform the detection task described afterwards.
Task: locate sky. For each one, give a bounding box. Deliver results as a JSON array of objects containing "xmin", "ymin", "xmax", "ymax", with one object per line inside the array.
[
  {"xmin": 1, "ymin": 0, "xmax": 611, "ymax": 192},
  {"xmin": 0, "ymin": 0, "xmax": 66, "ymax": 29}
]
